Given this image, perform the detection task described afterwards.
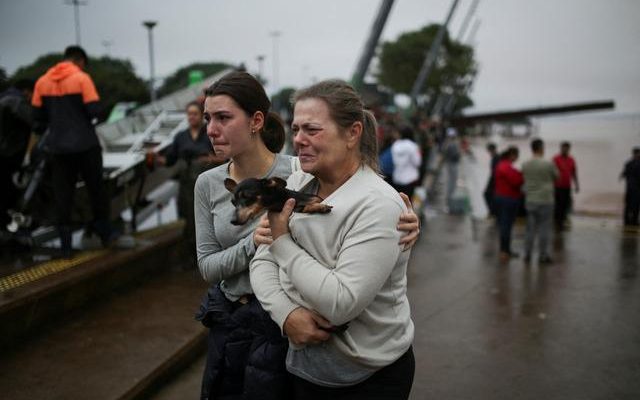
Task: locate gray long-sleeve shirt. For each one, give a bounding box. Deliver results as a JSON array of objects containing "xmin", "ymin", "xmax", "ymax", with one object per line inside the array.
[{"xmin": 194, "ymin": 153, "xmax": 295, "ymax": 301}]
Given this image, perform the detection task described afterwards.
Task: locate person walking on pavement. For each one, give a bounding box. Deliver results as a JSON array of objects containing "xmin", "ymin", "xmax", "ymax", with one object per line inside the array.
[
  {"xmin": 522, "ymin": 139, "xmax": 558, "ymax": 264},
  {"xmin": 32, "ymin": 45, "xmax": 116, "ymax": 257},
  {"xmin": 483, "ymin": 142, "xmax": 499, "ymax": 218},
  {"xmin": 0, "ymin": 79, "xmax": 34, "ymax": 235},
  {"xmin": 391, "ymin": 125, "xmax": 422, "ymax": 199},
  {"xmin": 620, "ymin": 147, "xmax": 640, "ymax": 228},
  {"xmin": 443, "ymin": 127, "xmax": 461, "ymax": 208},
  {"xmin": 553, "ymin": 141, "xmax": 579, "ymax": 230},
  {"xmin": 494, "ymin": 146, "xmax": 523, "ymax": 263}
]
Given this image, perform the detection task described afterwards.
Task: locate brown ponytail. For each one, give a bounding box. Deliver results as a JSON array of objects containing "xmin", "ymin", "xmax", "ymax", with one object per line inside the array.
[
  {"xmin": 361, "ymin": 110, "xmax": 379, "ymax": 171},
  {"xmin": 263, "ymin": 111, "xmax": 285, "ymax": 153}
]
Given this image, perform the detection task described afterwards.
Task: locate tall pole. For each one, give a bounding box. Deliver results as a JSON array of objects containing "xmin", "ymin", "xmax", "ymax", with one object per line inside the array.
[
  {"xmin": 143, "ymin": 21, "xmax": 158, "ymax": 103},
  {"xmin": 101, "ymin": 39, "xmax": 113, "ymax": 56},
  {"xmin": 270, "ymin": 31, "xmax": 281, "ymax": 110},
  {"xmin": 64, "ymin": 0, "xmax": 87, "ymax": 45},
  {"xmin": 410, "ymin": 0, "xmax": 461, "ymax": 106},
  {"xmin": 465, "ymin": 18, "xmax": 481, "ymax": 45},
  {"xmin": 351, "ymin": 0, "xmax": 395, "ymax": 91},
  {"xmin": 456, "ymin": 0, "xmax": 480, "ymax": 41},
  {"xmin": 256, "ymin": 55, "xmax": 265, "ymax": 83},
  {"xmin": 430, "ymin": 0, "xmax": 480, "ymax": 116},
  {"xmin": 444, "ymin": 19, "xmax": 482, "ymax": 117}
]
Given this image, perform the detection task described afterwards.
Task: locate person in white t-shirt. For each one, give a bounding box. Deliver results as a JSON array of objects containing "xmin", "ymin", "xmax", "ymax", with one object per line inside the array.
[{"xmin": 391, "ymin": 126, "xmax": 422, "ymax": 198}]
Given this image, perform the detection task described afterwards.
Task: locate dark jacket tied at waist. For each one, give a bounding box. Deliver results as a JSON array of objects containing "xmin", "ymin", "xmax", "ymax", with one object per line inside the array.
[{"xmin": 195, "ymin": 285, "xmax": 291, "ymax": 400}]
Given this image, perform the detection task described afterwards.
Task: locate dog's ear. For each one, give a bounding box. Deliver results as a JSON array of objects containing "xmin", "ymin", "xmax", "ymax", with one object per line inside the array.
[
  {"xmin": 224, "ymin": 178, "xmax": 237, "ymax": 193},
  {"xmin": 266, "ymin": 177, "xmax": 287, "ymax": 189}
]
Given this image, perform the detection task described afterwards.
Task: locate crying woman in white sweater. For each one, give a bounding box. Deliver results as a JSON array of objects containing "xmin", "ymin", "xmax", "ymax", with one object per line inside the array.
[{"xmin": 250, "ymin": 80, "xmax": 415, "ymax": 400}]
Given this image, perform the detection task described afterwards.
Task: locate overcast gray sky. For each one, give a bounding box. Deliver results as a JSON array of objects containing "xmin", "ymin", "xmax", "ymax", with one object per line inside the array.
[{"xmin": 1, "ymin": 0, "xmax": 639, "ymax": 113}]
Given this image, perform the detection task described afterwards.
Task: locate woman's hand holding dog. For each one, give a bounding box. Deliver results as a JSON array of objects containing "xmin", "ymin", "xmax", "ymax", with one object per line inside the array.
[
  {"xmin": 253, "ymin": 214, "xmax": 273, "ymax": 247},
  {"xmin": 267, "ymin": 198, "xmax": 296, "ymax": 241}
]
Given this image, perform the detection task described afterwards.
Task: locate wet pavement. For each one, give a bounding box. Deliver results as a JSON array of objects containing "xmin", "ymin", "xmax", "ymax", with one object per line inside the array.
[{"xmin": 407, "ymin": 208, "xmax": 640, "ymax": 399}]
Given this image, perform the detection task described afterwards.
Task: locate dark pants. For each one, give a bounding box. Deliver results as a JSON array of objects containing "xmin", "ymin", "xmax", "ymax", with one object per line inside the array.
[
  {"xmin": 624, "ymin": 188, "xmax": 640, "ymax": 226},
  {"xmin": 292, "ymin": 347, "xmax": 415, "ymax": 400},
  {"xmin": 554, "ymin": 187, "xmax": 572, "ymax": 228},
  {"xmin": 51, "ymin": 146, "xmax": 110, "ymax": 251},
  {"xmin": 495, "ymin": 196, "xmax": 520, "ymax": 254},
  {"xmin": 393, "ymin": 181, "xmax": 419, "ymax": 199},
  {"xmin": 177, "ymin": 162, "xmax": 211, "ymax": 266},
  {"xmin": 483, "ymin": 182, "xmax": 495, "ymax": 217},
  {"xmin": 0, "ymin": 153, "xmax": 23, "ymax": 229}
]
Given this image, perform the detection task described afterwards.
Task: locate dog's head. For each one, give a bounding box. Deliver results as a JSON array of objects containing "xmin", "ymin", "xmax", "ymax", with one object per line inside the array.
[{"xmin": 224, "ymin": 177, "xmax": 287, "ymax": 225}]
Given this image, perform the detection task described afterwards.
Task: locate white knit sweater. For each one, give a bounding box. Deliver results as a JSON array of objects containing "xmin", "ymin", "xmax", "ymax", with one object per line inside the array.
[{"xmin": 250, "ymin": 166, "xmax": 414, "ymax": 369}]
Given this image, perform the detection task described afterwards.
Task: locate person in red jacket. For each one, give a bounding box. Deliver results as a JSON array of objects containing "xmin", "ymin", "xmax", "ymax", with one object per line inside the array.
[
  {"xmin": 494, "ymin": 146, "xmax": 524, "ymax": 263},
  {"xmin": 32, "ymin": 45, "xmax": 115, "ymax": 257},
  {"xmin": 553, "ymin": 141, "xmax": 579, "ymax": 230}
]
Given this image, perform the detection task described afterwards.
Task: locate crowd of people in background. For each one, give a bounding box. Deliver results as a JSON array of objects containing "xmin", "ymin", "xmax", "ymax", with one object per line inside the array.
[{"xmin": 486, "ymin": 140, "xmax": 582, "ymax": 264}]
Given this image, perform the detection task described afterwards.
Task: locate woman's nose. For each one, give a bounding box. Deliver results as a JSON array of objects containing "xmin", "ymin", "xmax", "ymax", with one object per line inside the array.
[
  {"xmin": 206, "ymin": 121, "xmax": 218, "ymax": 137},
  {"xmin": 293, "ymin": 132, "xmax": 306, "ymax": 146}
]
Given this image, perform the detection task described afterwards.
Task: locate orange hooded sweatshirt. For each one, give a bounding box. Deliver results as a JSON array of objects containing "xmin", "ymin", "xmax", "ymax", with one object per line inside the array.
[{"xmin": 32, "ymin": 61, "xmax": 101, "ymax": 154}]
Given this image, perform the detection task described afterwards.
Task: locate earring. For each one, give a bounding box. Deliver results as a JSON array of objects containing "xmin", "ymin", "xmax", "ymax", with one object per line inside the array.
[{"xmin": 251, "ymin": 129, "xmax": 256, "ymax": 137}]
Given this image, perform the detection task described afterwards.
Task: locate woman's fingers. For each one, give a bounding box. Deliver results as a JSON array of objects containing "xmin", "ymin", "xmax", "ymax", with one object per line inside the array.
[
  {"xmin": 399, "ymin": 230, "xmax": 419, "ymax": 250},
  {"xmin": 268, "ymin": 199, "xmax": 296, "ymax": 240},
  {"xmin": 399, "ymin": 192, "xmax": 412, "ymax": 209},
  {"xmin": 397, "ymin": 192, "xmax": 420, "ymax": 250},
  {"xmin": 284, "ymin": 307, "xmax": 330, "ymax": 345},
  {"xmin": 310, "ymin": 311, "xmax": 332, "ymax": 329},
  {"xmin": 258, "ymin": 214, "xmax": 270, "ymax": 229},
  {"xmin": 253, "ymin": 214, "xmax": 274, "ymax": 247}
]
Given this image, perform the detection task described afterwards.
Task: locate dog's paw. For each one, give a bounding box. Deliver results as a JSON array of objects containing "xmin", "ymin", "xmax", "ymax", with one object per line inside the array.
[{"xmin": 302, "ymin": 203, "xmax": 333, "ymax": 214}]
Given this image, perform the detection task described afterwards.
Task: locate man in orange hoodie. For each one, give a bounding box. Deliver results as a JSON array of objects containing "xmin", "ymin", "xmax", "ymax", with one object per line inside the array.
[{"xmin": 32, "ymin": 45, "xmax": 114, "ymax": 257}]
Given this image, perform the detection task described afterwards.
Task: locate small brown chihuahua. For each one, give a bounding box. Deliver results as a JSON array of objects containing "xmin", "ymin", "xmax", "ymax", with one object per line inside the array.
[{"xmin": 224, "ymin": 177, "xmax": 332, "ymax": 225}]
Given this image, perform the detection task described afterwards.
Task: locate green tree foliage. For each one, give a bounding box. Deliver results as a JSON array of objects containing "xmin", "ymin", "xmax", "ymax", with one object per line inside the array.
[
  {"xmin": 377, "ymin": 24, "xmax": 477, "ymax": 115},
  {"xmin": 11, "ymin": 53, "xmax": 149, "ymax": 121},
  {"xmin": 157, "ymin": 62, "xmax": 232, "ymax": 97},
  {"xmin": 271, "ymin": 87, "xmax": 296, "ymax": 115}
]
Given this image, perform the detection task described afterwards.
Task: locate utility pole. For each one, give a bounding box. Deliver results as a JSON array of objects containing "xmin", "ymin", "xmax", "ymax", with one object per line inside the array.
[
  {"xmin": 143, "ymin": 21, "xmax": 158, "ymax": 103},
  {"xmin": 410, "ymin": 0, "xmax": 461, "ymax": 107},
  {"xmin": 64, "ymin": 0, "xmax": 87, "ymax": 45},
  {"xmin": 431, "ymin": 0, "xmax": 481, "ymax": 117},
  {"xmin": 269, "ymin": 30, "xmax": 282, "ymax": 110},
  {"xmin": 101, "ymin": 39, "xmax": 113, "ymax": 56},
  {"xmin": 351, "ymin": 0, "xmax": 395, "ymax": 91},
  {"xmin": 456, "ymin": 0, "xmax": 480, "ymax": 41},
  {"xmin": 256, "ymin": 55, "xmax": 265, "ymax": 84}
]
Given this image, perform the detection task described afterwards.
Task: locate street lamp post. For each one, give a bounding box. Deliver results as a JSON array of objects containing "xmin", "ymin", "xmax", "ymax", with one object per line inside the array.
[
  {"xmin": 269, "ymin": 31, "xmax": 281, "ymax": 110},
  {"xmin": 101, "ymin": 39, "xmax": 113, "ymax": 56},
  {"xmin": 64, "ymin": 0, "xmax": 87, "ymax": 45},
  {"xmin": 256, "ymin": 55, "xmax": 265, "ymax": 84},
  {"xmin": 143, "ymin": 20, "xmax": 158, "ymax": 103}
]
